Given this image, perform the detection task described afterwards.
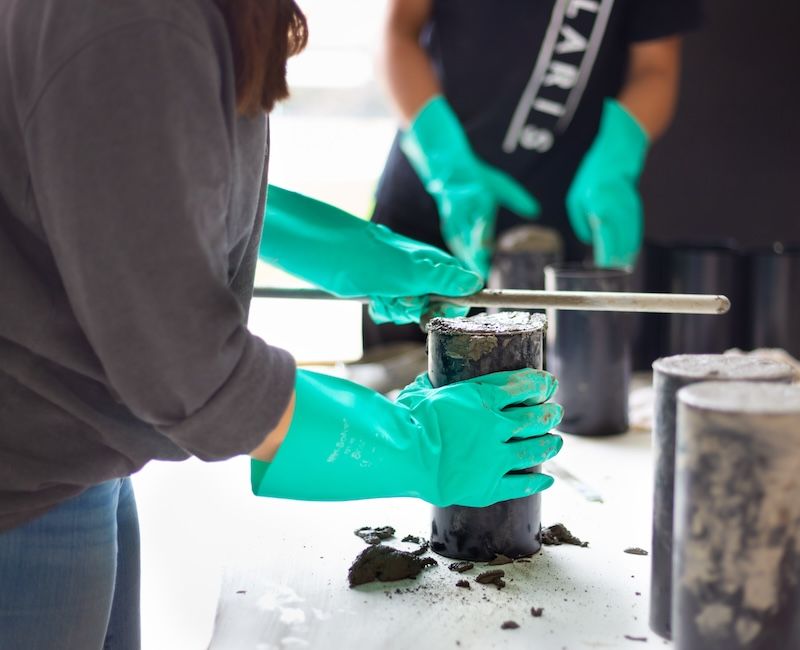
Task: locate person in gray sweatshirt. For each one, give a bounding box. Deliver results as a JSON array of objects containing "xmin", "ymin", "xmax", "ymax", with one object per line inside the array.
[{"xmin": 0, "ymin": 1, "xmax": 564, "ymax": 647}]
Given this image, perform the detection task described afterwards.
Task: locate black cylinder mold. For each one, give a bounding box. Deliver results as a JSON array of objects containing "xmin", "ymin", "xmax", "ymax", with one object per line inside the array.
[
  {"xmin": 673, "ymin": 381, "xmax": 800, "ymax": 650},
  {"xmin": 427, "ymin": 311, "xmax": 547, "ymax": 561},
  {"xmin": 666, "ymin": 243, "xmax": 746, "ymax": 355},
  {"xmin": 544, "ymin": 263, "xmax": 632, "ymax": 436},
  {"xmin": 649, "ymin": 355, "xmax": 795, "ymax": 640},
  {"xmin": 749, "ymin": 243, "xmax": 800, "ymax": 358}
]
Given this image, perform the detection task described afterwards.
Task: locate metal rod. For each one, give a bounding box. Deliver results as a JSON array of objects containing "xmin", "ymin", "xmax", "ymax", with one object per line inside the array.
[{"xmin": 252, "ymin": 287, "xmax": 730, "ymax": 315}]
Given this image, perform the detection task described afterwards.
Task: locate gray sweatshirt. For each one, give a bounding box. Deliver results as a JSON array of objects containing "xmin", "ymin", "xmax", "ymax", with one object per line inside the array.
[{"xmin": 0, "ymin": 0, "xmax": 296, "ymax": 530}]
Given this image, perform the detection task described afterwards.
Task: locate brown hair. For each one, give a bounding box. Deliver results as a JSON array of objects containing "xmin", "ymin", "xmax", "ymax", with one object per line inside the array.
[{"xmin": 216, "ymin": 0, "xmax": 308, "ymax": 115}]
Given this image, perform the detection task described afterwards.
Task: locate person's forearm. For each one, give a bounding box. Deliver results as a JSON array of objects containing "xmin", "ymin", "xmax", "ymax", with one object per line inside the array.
[
  {"xmin": 617, "ymin": 36, "xmax": 682, "ymax": 141},
  {"xmin": 382, "ymin": 5, "xmax": 440, "ymax": 125},
  {"xmin": 250, "ymin": 390, "xmax": 296, "ymax": 462}
]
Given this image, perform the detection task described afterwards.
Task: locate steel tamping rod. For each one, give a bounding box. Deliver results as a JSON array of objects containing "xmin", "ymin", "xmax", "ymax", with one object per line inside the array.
[{"xmin": 252, "ymin": 287, "xmax": 730, "ymax": 315}]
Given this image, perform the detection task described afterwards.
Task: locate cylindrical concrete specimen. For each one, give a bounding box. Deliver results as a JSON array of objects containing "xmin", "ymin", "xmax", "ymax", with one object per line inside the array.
[
  {"xmin": 673, "ymin": 382, "xmax": 800, "ymax": 650},
  {"xmin": 750, "ymin": 243, "xmax": 800, "ymax": 358},
  {"xmin": 649, "ymin": 355, "xmax": 795, "ymax": 640},
  {"xmin": 427, "ymin": 311, "xmax": 547, "ymax": 560},
  {"xmin": 544, "ymin": 264, "xmax": 632, "ymax": 435},
  {"xmin": 667, "ymin": 243, "xmax": 746, "ymax": 355},
  {"xmin": 489, "ymin": 225, "xmax": 563, "ymax": 300}
]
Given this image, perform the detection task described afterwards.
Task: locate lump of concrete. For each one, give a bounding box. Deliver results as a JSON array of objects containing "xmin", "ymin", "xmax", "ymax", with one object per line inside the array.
[
  {"xmin": 348, "ymin": 545, "xmax": 436, "ymax": 587},
  {"xmin": 475, "ymin": 569, "xmax": 506, "ymax": 590},
  {"xmin": 540, "ymin": 523, "xmax": 588, "ymax": 547},
  {"xmin": 354, "ymin": 526, "xmax": 396, "ymax": 545},
  {"xmin": 624, "ymin": 547, "xmax": 648, "ymax": 556}
]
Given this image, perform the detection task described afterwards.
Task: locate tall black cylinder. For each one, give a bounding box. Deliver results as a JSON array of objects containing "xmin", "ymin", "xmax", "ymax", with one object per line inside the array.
[
  {"xmin": 649, "ymin": 355, "xmax": 795, "ymax": 640},
  {"xmin": 749, "ymin": 243, "xmax": 800, "ymax": 358},
  {"xmin": 427, "ymin": 311, "xmax": 547, "ymax": 560},
  {"xmin": 544, "ymin": 264, "xmax": 632, "ymax": 436},
  {"xmin": 666, "ymin": 243, "xmax": 746, "ymax": 355},
  {"xmin": 673, "ymin": 381, "xmax": 800, "ymax": 650}
]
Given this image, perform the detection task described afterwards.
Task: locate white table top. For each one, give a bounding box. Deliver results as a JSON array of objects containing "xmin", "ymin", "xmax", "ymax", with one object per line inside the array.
[{"xmin": 206, "ymin": 425, "xmax": 664, "ymax": 650}]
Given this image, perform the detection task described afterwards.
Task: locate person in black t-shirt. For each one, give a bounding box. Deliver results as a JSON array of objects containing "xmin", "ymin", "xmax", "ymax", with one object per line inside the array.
[{"xmin": 365, "ymin": 0, "xmax": 701, "ymax": 346}]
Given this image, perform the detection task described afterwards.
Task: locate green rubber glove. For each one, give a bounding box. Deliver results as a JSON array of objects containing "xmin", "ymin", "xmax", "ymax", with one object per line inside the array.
[
  {"xmin": 260, "ymin": 186, "xmax": 483, "ymax": 324},
  {"xmin": 252, "ymin": 368, "xmax": 563, "ymax": 508},
  {"xmin": 566, "ymin": 99, "xmax": 649, "ymax": 268},
  {"xmin": 401, "ymin": 96, "xmax": 540, "ymax": 279}
]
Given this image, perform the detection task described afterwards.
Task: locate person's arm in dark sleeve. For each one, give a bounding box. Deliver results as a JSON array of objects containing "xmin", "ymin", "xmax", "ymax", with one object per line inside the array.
[{"xmin": 23, "ymin": 21, "xmax": 295, "ymax": 461}]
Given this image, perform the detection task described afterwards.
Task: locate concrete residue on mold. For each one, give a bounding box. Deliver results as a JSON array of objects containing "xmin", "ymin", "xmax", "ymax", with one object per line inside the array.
[
  {"xmin": 428, "ymin": 311, "xmax": 547, "ymax": 336},
  {"xmin": 676, "ymin": 383, "xmax": 800, "ymax": 645},
  {"xmin": 495, "ymin": 224, "xmax": 564, "ymax": 255},
  {"xmin": 443, "ymin": 334, "xmax": 498, "ymax": 361},
  {"xmin": 653, "ymin": 354, "xmax": 794, "ymax": 382}
]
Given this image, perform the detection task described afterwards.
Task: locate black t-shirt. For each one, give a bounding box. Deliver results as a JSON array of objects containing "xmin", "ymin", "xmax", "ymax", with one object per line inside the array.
[
  {"xmin": 640, "ymin": 0, "xmax": 800, "ymax": 247},
  {"xmin": 373, "ymin": 0, "xmax": 702, "ymax": 260}
]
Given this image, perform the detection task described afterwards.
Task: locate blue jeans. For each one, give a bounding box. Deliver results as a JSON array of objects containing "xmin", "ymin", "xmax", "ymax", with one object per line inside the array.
[{"xmin": 0, "ymin": 478, "xmax": 140, "ymax": 650}]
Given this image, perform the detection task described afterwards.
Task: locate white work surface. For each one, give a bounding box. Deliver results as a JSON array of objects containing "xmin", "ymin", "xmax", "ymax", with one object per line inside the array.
[{"xmin": 204, "ymin": 426, "xmax": 664, "ymax": 650}]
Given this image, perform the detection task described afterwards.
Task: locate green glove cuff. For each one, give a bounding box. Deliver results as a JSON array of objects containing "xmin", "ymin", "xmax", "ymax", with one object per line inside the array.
[
  {"xmin": 596, "ymin": 99, "xmax": 649, "ymax": 176},
  {"xmin": 252, "ymin": 369, "xmax": 430, "ymax": 502},
  {"xmin": 260, "ymin": 186, "xmax": 372, "ymax": 296}
]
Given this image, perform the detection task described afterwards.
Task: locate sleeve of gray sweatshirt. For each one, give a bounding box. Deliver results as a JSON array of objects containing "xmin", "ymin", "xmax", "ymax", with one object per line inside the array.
[{"xmin": 21, "ymin": 21, "xmax": 296, "ymax": 461}]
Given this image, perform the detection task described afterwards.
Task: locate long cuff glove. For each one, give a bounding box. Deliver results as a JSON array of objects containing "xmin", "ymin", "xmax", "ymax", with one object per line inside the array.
[
  {"xmin": 260, "ymin": 186, "xmax": 483, "ymax": 325},
  {"xmin": 566, "ymin": 99, "xmax": 649, "ymax": 268},
  {"xmin": 252, "ymin": 368, "xmax": 563, "ymax": 508},
  {"xmin": 400, "ymin": 96, "xmax": 539, "ymax": 279}
]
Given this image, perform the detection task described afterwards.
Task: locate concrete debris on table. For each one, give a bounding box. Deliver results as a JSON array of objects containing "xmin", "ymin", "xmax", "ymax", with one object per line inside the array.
[
  {"xmin": 540, "ymin": 523, "xmax": 589, "ymax": 547},
  {"xmin": 354, "ymin": 526, "xmax": 396, "ymax": 545},
  {"xmin": 448, "ymin": 561, "xmax": 474, "ymax": 573},
  {"xmin": 348, "ymin": 545, "xmax": 436, "ymax": 587},
  {"xmin": 475, "ymin": 569, "xmax": 506, "ymax": 590},
  {"xmin": 623, "ymin": 547, "xmax": 648, "ymax": 556}
]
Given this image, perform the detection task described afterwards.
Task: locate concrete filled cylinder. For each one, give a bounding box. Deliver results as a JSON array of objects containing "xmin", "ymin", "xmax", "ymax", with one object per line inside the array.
[
  {"xmin": 649, "ymin": 355, "xmax": 795, "ymax": 640},
  {"xmin": 673, "ymin": 381, "xmax": 800, "ymax": 650},
  {"xmin": 488, "ymin": 225, "xmax": 564, "ymax": 299},
  {"xmin": 427, "ymin": 311, "xmax": 547, "ymax": 560},
  {"xmin": 544, "ymin": 263, "xmax": 632, "ymax": 435}
]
